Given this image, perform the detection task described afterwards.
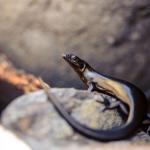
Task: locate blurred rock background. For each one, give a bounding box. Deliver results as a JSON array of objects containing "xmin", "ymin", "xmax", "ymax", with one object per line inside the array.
[{"xmin": 0, "ymin": 0, "xmax": 150, "ymax": 91}]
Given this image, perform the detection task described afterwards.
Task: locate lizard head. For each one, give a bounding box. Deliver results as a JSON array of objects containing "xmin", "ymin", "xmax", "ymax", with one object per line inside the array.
[{"xmin": 62, "ymin": 53, "xmax": 94, "ymax": 86}]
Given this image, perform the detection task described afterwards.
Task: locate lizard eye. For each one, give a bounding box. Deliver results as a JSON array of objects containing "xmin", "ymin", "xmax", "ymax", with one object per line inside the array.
[
  {"xmin": 71, "ymin": 56, "xmax": 78, "ymax": 64},
  {"xmin": 71, "ymin": 55, "xmax": 77, "ymax": 60}
]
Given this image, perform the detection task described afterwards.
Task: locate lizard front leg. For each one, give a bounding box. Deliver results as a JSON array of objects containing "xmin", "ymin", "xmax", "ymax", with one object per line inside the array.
[{"xmin": 87, "ymin": 82, "xmax": 129, "ymax": 115}]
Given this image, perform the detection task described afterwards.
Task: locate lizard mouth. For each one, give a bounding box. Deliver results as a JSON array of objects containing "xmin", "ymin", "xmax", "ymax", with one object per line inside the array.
[
  {"xmin": 62, "ymin": 53, "xmax": 67, "ymax": 59},
  {"xmin": 62, "ymin": 53, "xmax": 72, "ymax": 60},
  {"xmin": 62, "ymin": 53, "xmax": 86, "ymax": 69},
  {"xmin": 62, "ymin": 53, "xmax": 76, "ymax": 63},
  {"xmin": 62, "ymin": 53, "xmax": 87, "ymax": 73}
]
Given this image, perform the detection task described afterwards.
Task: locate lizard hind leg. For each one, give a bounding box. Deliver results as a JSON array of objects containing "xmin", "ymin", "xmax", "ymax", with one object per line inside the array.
[{"xmin": 142, "ymin": 115, "xmax": 150, "ymax": 135}]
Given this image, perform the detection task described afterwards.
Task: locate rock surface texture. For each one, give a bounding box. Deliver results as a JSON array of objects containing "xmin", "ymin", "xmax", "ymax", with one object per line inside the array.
[
  {"xmin": 1, "ymin": 88, "xmax": 150, "ymax": 150},
  {"xmin": 0, "ymin": 0, "xmax": 150, "ymax": 90}
]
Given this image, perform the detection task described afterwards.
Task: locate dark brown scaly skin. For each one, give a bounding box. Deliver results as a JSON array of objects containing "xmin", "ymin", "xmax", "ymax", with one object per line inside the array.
[{"xmin": 47, "ymin": 53, "xmax": 148, "ymax": 141}]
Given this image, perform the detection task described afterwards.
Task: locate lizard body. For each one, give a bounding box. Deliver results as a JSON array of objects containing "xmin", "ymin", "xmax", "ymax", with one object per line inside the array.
[{"xmin": 42, "ymin": 53, "xmax": 149, "ymax": 141}]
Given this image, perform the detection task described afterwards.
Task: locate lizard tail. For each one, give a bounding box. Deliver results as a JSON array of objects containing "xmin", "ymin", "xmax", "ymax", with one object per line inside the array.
[{"xmin": 40, "ymin": 79, "xmax": 147, "ymax": 141}]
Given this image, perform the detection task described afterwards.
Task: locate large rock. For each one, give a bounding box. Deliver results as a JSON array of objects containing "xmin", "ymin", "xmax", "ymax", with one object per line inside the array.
[
  {"xmin": 0, "ymin": 125, "xmax": 31, "ymax": 150},
  {"xmin": 1, "ymin": 88, "xmax": 150, "ymax": 150},
  {"xmin": 0, "ymin": 0, "xmax": 150, "ymax": 90}
]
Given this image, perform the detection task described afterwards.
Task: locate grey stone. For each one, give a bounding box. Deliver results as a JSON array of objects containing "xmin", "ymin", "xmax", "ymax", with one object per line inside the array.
[{"xmin": 1, "ymin": 88, "xmax": 150, "ymax": 150}]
